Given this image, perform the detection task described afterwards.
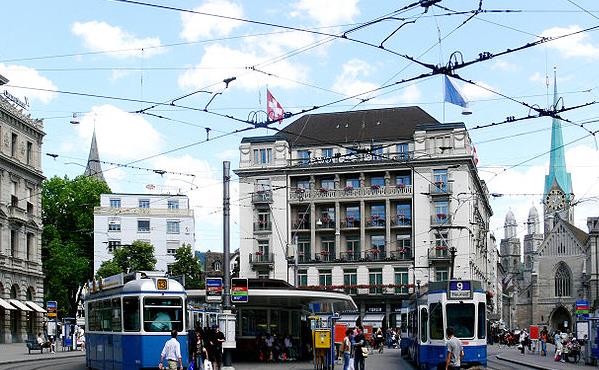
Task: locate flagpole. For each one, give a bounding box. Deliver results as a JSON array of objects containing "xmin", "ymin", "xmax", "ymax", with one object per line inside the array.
[{"xmin": 442, "ymin": 76, "xmax": 446, "ymax": 124}]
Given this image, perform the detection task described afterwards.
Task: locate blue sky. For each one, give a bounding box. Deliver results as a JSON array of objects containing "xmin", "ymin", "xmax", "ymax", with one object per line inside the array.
[{"xmin": 2, "ymin": 0, "xmax": 599, "ymax": 251}]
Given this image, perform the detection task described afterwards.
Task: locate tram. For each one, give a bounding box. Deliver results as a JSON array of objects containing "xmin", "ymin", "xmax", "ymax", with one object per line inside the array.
[
  {"xmin": 402, "ymin": 280, "xmax": 487, "ymax": 369},
  {"xmin": 84, "ymin": 272, "xmax": 188, "ymax": 370}
]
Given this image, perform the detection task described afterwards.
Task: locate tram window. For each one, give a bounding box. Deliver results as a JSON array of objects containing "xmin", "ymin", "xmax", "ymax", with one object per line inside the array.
[
  {"xmin": 478, "ymin": 302, "xmax": 486, "ymax": 339},
  {"xmin": 400, "ymin": 313, "xmax": 407, "ymax": 334},
  {"xmin": 112, "ymin": 298, "xmax": 122, "ymax": 332},
  {"xmin": 143, "ymin": 297, "xmax": 183, "ymax": 332},
  {"xmin": 101, "ymin": 299, "xmax": 113, "ymax": 331},
  {"xmin": 420, "ymin": 308, "xmax": 428, "ymax": 343},
  {"xmin": 270, "ymin": 309, "xmax": 280, "ymax": 334},
  {"xmin": 429, "ymin": 303, "xmax": 443, "ymax": 340},
  {"xmin": 123, "ymin": 297, "xmax": 140, "ymax": 331},
  {"xmin": 291, "ymin": 311, "xmax": 300, "ymax": 337},
  {"xmin": 446, "ymin": 303, "xmax": 475, "ymax": 338}
]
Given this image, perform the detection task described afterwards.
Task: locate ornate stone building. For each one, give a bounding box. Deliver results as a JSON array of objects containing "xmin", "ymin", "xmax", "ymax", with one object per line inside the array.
[{"xmin": 0, "ymin": 92, "xmax": 46, "ymax": 343}]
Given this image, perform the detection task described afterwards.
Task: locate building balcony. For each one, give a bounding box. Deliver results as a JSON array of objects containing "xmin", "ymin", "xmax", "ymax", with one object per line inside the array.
[
  {"xmin": 431, "ymin": 214, "xmax": 452, "ymax": 226},
  {"xmin": 366, "ymin": 217, "xmax": 386, "ymax": 228},
  {"xmin": 8, "ymin": 206, "xmax": 28, "ymax": 223},
  {"xmin": 339, "ymin": 251, "xmax": 361, "ymax": 262},
  {"xmin": 340, "ymin": 218, "xmax": 361, "ymax": 229},
  {"xmin": 315, "ymin": 252, "xmax": 336, "ymax": 263},
  {"xmin": 252, "ymin": 190, "xmax": 273, "ymax": 204},
  {"xmin": 297, "ymin": 253, "xmax": 311, "ymax": 263},
  {"xmin": 289, "ymin": 185, "xmax": 413, "ymax": 202},
  {"xmin": 389, "ymin": 249, "xmax": 413, "ymax": 260},
  {"xmin": 316, "ymin": 219, "xmax": 335, "ymax": 230},
  {"xmin": 391, "ymin": 215, "xmax": 411, "ymax": 227},
  {"xmin": 253, "ymin": 221, "xmax": 272, "ymax": 232},
  {"xmin": 428, "ymin": 247, "xmax": 451, "ymax": 262},
  {"xmin": 292, "ymin": 220, "xmax": 311, "ymax": 231},
  {"xmin": 429, "ymin": 182, "xmax": 453, "ymax": 195},
  {"xmin": 249, "ymin": 252, "xmax": 274, "ymax": 268},
  {"xmin": 364, "ymin": 250, "xmax": 386, "ymax": 261},
  {"xmin": 297, "ymin": 249, "xmax": 412, "ymax": 264}
]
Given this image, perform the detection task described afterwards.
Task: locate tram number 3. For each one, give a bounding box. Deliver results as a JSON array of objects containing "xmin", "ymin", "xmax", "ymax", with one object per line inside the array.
[{"xmin": 157, "ymin": 279, "xmax": 168, "ymax": 290}]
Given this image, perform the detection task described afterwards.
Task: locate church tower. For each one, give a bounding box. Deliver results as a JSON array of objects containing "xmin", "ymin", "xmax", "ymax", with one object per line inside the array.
[
  {"xmin": 523, "ymin": 205, "xmax": 543, "ymax": 280},
  {"xmin": 544, "ymin": 68, "xmax": 573, "ymax": 234},
  {"xmin": 84, "ymin": 128, "xmax": 106, "ymax": 182},
  {"xmin": 500, "ymin": 210, "xmax": 522, "ymax": 276}
]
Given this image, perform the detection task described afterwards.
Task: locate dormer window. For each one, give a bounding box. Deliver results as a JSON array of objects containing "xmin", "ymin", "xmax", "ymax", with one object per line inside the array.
[
  {"xmin": 214, "ymin": 261, "xmax": 222, "ymax": 271},
  {"xmin": 253, "ymin": 148, "xmax": 272, "ymax": 164}
]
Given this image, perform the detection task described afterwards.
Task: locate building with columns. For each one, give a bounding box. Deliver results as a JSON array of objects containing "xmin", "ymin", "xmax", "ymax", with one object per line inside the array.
[
  {"xmin": 0, "ymin": 92, "xmax": 46, "ymax": 343},
  {"xmin": 236, "ymin": 106, "xmax": 497, "ymax": 328}
]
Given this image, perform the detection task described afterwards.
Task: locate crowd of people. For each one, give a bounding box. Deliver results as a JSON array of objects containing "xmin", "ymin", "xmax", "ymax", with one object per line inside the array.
[{"xmin": 254, "ymin": 333, "xmax": 297, "ymax": 362}]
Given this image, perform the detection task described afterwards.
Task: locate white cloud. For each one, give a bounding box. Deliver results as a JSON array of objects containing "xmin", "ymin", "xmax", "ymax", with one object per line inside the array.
[
  {"xmin": 529, "ymin": 71, "xmax": 544, "ymax": 83},
  {"xmin": 76, "ymin": 105, "xmax": 161, "ymax": 160},
  {"xmin": 293, "ymin": 0, "xmax": 359, "ymax": 26},
  {"xmin": 178, "ymin": 44, "xmax": 308, "ymax": 91},
  {"xmin": 483, "ymin": 144, "xmax": 599, "ymax": 239},
  {"xmin": 332, "ymin": 59, "xmax": 378, "ymax": 98},
  {"xmin": 0, "ymin": 63, "xmax": 57, "ymax": 104},
  {"xmin": 541, "ymin": 25, "xmax": 599, "ymax": 59},
  {"xmin": 72, "ymin": 21, "xmax": 163, "ymax": 58},
  {"xmin": 462, "ymin": 80, "xmax": 495, "ymax": 100},
  {"xmin": 215, "ymin": 148, "xmax": 239, "ymax": 161},
  {"xmin": 491, "ymin": 60, "xmax": 517, "ymax": 71},
  {"xmin": 180, "ymin": 0, "xmax": 243, "ymax": 41},
  {"xmin": 397, "ymin": 84, "xmax": 421, "ymax": 104}
]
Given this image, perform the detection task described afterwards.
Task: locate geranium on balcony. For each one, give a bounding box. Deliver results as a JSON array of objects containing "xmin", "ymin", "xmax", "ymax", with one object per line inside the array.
[
  {"xmin": 295, "ymin": 188, "xmax": 305, "ymax": 194},
  {"xmin": 370, "ymin": 184, "xmax": 381, "ymax": 190},
  {"xmin": 319, "ymin": 187, "xmax": 329, "ymax": 193},
  {"xmin": 344, "ymin": 185, "xmax": 354, "ymax": 192},
  {"xmin": 255, "ymin": 251, "xmax": 264, "ymax": 256},
  {"xmin": 397, "ymin": 183, "xmax": 406, "ymax": 189},
  {"xmin": 370, "ymin": 248, "xmax": 381, "ymax": 255},
  {"xmin": 435, "ymin": 245, "xmax": 448, "ymax": 251},
  {"xmin": 398, "ymin": 248, "xmax": 409, "ymax": 254},
  {"xmin": 436, "ymin": 213, "xmax": 447, "ymax": 219},
  {"xmin": 320, "ymin": 250, "xmax": 329, "ymax": 255}
]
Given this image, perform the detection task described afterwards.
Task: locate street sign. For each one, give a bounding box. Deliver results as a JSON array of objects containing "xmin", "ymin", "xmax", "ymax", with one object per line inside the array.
[
  {"xmin": 448, "ymin": 280, "xmax": 472, "ymax": 300},
  {"xmin": 231, "ymin": 278, "xmax": 248, "ymax": 303},
  {"xmin": 47, "ymin": 301, "xmax": 57, "ymax": 318},
  {"xmin": 206, "ymin": 277, "xmax": 223, "ymax": 302}
]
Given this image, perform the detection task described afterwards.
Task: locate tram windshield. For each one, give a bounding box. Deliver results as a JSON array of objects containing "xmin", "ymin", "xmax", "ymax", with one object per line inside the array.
[
  {"xmin": 446, "ymin": 303, "xmax": 475, "ymax": 338},
  {"xmin": 144, "ymin": 297, "xmax": 184, "ymax": 332}
]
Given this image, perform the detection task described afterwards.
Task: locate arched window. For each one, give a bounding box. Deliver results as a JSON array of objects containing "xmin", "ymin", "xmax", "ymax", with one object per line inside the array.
[
  {"xmin": 214, "ymin": 261, "xmax": 222, "ymax": 272},
  {"xmin": 555, "ymin": 263, "xmax": 571, "ymax": 297}
]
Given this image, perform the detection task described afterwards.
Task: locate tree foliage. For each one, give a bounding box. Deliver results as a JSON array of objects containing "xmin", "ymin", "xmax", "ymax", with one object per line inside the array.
[
  {"xmin": 42, "ymin": 175, "xmax": 111, "ymax": 317},
  {"xmin": 96, "ymin": 240, "xmax": 157, "ymax": 278},
  {"xmin": 169, "ymin": 244, "xmax": 202, "ymax": 289}
]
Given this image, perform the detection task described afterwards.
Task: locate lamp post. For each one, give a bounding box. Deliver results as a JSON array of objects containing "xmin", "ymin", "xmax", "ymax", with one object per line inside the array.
[{"xmin": 221, "ymin": 161, "xmax": 236, "ymax": 370}]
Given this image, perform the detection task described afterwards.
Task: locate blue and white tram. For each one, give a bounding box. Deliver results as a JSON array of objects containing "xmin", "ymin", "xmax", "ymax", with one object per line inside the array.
[
  {"xmin": 403, "ymin": 280, "xmax": 487, "ymax": 369},
  {"xmin": 84, "ymin": 272, "xmax": 189, "ymax": 370}
]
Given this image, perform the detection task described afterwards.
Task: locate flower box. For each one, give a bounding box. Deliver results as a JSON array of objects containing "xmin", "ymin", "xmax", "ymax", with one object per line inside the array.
[
  {"xmin": 370, "ymin": 184, "xmax": 381, "ymax": 190},
  {"xmin": 319, "ymin": 187, "xmax": 329, "ymax": 193},
  {"xmin": 344, "ymin": 186, "xmax": 354, "ymax": 191}
]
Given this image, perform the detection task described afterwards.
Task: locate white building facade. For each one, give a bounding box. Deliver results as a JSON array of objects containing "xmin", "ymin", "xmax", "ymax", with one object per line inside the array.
[
  {"xmin": 93, "ymin": 193, "xmax": 195, "ymax": 274},
  {"xmin": 236, "ymin": 107, "xmax": 496, "ymax": 326},
  {"xmin": 0, "ymin": 94, "xmax": 46, "ymax": 343}
]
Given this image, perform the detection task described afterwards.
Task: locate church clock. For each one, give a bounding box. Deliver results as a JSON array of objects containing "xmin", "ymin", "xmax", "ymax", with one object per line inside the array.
[{"xmin": 545, "ymin": 188, "xmax": 566, "ymax": 212}]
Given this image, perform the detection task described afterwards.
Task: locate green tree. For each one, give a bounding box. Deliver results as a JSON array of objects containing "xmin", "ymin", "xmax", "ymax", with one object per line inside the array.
[
  {"xmin": 169, "ymin": 244, "xmax": 202, "ymax": 289},
  {"xmin": 42, "ymin": 175, "xmax": 111, "ymax": 316},
  {"xmin": 95, "ymin": 241, "xmax": 156, "ymax": 279}
]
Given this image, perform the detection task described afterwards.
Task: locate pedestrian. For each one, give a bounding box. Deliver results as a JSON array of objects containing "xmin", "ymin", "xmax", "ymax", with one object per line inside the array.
[
  {"xmin": 519, "ymin": 329, "xmax": 527, "ymax": 355},
  {"xmin": 158, "ymin": 329, "xmax": 183, "ymax": 370},
  {"xmin": 353, "ymin": 326, "xmax": 366, "ymax": 370},
  {"xmin": 445, "ymin": 327, "xmax": 463, "ymax": 370},
  {"xmin": 341, "ymin": 328, "xmax": 352, "ymax": 370},
  {"xmin": 211, "ymin": 325, "xmax": 225, "ymax": 370},
  {"xmin": 192, "ymin": 326, "xmax": 206, "ymax": 370},
  {"xmin": 540, "ymin": 326, "xmax": 548, "ymax": 356}
]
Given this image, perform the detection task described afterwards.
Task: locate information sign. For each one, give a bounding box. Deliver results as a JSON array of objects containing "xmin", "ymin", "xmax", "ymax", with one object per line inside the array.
[
  {"xmin": 47, "ymin": 301, "xmax": 57, "ymax": 318},
  {"xmin": 206, "ymin": 277, "xmax": 223, "ymax": 302},
  {"xmin": 448, "ymin": 280, "xmax": 472, "ymax": 300},
  {"xmin": 231, "ymin": 278, "xmax": 248, "ymax": 303}
]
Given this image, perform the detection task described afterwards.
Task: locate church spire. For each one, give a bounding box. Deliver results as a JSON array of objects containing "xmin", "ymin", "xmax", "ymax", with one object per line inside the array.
[
  {"xmin": 543, "ymin": 67, "xmax": 572, "ymax": 199},
  {"xmin": 84, "ymin": 128, "xmax": 106, "ymax": 182}
]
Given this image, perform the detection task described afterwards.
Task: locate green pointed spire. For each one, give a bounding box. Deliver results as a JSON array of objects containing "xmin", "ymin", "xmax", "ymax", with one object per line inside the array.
[{"xmin": 544, "ymin": 67, "xmax": 572, "ymax": 199}]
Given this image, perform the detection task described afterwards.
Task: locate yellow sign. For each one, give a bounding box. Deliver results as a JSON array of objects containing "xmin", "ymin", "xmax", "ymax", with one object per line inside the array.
[
  {"xmin": 157, "ymin": 279, "xmax": 168, "ymax": 290},
  {"xmin": 313, "ymin": 329, "xmax": 331, "ymax": 349}
]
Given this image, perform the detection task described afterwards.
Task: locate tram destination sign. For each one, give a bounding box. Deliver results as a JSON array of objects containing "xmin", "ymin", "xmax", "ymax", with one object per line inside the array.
[
  {"xmin": 206, "ymin": 277, "xmax": 223, "ymax": 302},
  {"xmin": 47, "ymin": 300, "xmax": 57, "ymax": 318},
  {"xmin": 231, "ymin": 278, "xmax": 248, "ymax": 303},
  {"xmin": 448, "ymin": 280, "xmax": 472, "ymax": 300}
]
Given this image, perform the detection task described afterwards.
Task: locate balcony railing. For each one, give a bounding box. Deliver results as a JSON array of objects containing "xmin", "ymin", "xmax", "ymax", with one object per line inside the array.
[
  {"xmin": 316, "ymin": 219, "xmax": 335, "ymax": 229},
  {"xmin": 315, "ymin": 252, "xmax": 336, "ymax": 262},
  {"xmin": 252, "ymin": 190, "xmax": 273, "ymax": 203},
  {"xmin": 253, "ymin": 221, "xmax": 272, "ymax": 232},
  {"xmin": 391, "ymin": 215, "xmax": 411, "ymax": 227},
  {"xmin": 339, "ymin": 251, "xmax": 361, "ymax": 261},
  {"xmin": 428, "ymin": 247, "xmax": 451, "ymax": 262},
  {"xmin": 429, "ymin": 182, "xmax": 453, "ymax": 195},
  {"xmin": 366, "ymin": 217, "xmax": 386, "ymax": 228},
  {"xmin": 431, "ymin": 214, "xmax": 452, "ymax": 226},
  {"xmin": 365, "ymin": 250, "xmax": 386, "ymax": 261},
  {"xmin": 289, "ymin": 185, "xmax": 413, "ymax": 201},
  {"xmin": 297, "ymin": 253, "xmax": 311, "ymax": 263},
  {"xmin": 389, "ymin": 249, "xmax": 413, "ymax": 260},
  {"xmin": 8, "ymin": 206, "xmax": 27, "ymax": 223},
  {"xmin": 249, "ymin": 252, "xmax": 274, "ymax": 265},
  {"xmin": 340, "ymin": 218, "xmax": 361, "ymax": 228},
  {"xmin": 292, "ymin": 220, "xmax": 311, "ymax": 230}
]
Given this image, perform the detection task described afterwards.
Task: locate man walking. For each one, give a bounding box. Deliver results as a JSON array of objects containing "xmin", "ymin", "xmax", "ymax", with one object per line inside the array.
[
  {"xmin": 159, "ymin": 330, "xmax": 183, "ymax": 370},
  {"xmin": 445, "ymin": 327, "xmax": 463, "ymax": 370},
  {"xmin": 353, "ymin": 326, "xmax": 366, "ymax": 370},
  {"xmin": 540, "ymin": 326, "xmax": 548, "ymax": 356}
]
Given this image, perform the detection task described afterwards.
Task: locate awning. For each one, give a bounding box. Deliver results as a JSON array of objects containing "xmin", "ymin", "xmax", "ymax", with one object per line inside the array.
[
  {"xmin": 0, "ymin": 298, "xmax": 16, "ymax": 310},
  {"xmin": 337, "ymin": 313, "xmax": 359, "ymax": 325},
  {"xmin": 25, "ymin": 301, "xmax": 47, "ymax": 313},
  {"xmin": 8, "ymin": 299, "xmax": 32, "ymax": 311},
  {"xmin": 362, "ymin": 313, "xmax": 385, "ymax": 328}
]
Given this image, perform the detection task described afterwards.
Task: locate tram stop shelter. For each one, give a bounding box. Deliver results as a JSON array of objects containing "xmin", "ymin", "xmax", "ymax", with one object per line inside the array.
[{"xmin": 187, "ymin": 279, "xmax": 357, "ymax": 360}]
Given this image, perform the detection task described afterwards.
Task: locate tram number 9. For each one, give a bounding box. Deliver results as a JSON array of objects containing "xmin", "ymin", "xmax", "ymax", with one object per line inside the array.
[
  {"xmin": 456, "ymin": 282, "xmax": 463, "ymax": 291},
  {"xmin": 157, "ymin": 279, "xmax": 168, "ymax": 290}
]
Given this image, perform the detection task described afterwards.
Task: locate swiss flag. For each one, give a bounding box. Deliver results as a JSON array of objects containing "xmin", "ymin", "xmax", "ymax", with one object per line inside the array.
[{"xmin": 267, "ymin": 89, "xmax": 285, "ymax": 124}]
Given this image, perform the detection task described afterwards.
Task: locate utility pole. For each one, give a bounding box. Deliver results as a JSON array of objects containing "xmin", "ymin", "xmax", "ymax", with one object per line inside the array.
[
  {"xmin": 449, "ymin": 246, "xmax": 457, "ymax": 279},
  {"xmin": 222, "ymin": 161, "xmax": 236, "ymax": 370}
]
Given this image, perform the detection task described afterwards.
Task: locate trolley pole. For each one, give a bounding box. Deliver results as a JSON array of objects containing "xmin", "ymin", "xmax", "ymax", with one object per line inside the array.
[
  {"xmin": 222, "ymin": 161, "xmax": 236, "ymax": 370},
  {"xmin": 449, "ymin": 246, "xmax": 457, "ymax": 279}
]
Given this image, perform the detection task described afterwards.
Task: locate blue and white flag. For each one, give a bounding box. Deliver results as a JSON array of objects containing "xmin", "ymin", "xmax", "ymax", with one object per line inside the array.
[{"xmin": 444, "ymin": 75, "xmax": 468, "ymax": 108}]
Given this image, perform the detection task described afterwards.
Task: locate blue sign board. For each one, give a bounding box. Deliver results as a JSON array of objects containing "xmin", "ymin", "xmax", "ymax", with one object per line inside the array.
[
  {"xmin": 448, "ymin": 280, "xmax": 472, "ymax": 300},
  {"xmin": 206, "ymin": 278, "xmax": 223, "ymax": 302}
]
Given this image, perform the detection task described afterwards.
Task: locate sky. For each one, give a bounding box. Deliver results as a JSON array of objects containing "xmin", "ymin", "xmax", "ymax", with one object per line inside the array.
[{"xmin": 2, "ymin": 0, "xmax": 599, "ymax": 253}]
